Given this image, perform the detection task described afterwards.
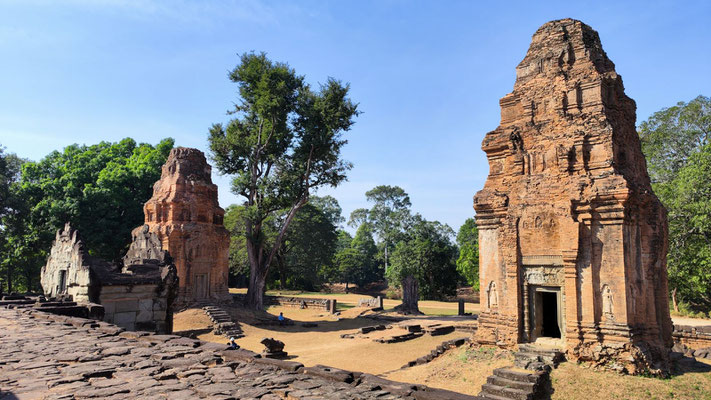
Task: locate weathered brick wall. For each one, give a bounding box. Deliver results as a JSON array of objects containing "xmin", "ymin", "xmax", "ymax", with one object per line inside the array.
[{"xmin": 673, "ymin": 325, "xmax": 711, "ymax": 350}]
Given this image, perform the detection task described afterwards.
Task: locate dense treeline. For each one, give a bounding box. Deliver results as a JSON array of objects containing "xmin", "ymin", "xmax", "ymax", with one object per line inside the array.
[
  {"xmin": 0, "ymin": 138, "xmax": 174, "ymax": 293},
  {"xmin": 639, "ymin": 95, "xmax": 711, "ymax": 315}
]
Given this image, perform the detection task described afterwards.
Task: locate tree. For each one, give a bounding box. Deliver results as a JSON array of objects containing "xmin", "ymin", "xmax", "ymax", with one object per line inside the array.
[
  {"xmin": 638, "ymin": 95, "xmax": 711, "ymax": 312},
  {"xmin": 456, "ymin": 217, "xmax": 480, "ymax": 289},
  {"xmin": 225, "ymin": 196, "xmax": 343, "ymax": 291},
  {"xmin": 275, "ymin": 196, "xmax": 340, "ymax": 290},
  {"xmin": 0, "ymin": 147, "xmax": 26, "ymax": 293},
  {"xmin": 386, "ymin": 216, "xmax": 458, "ymax": 313},
  {"xmin": 657, "ymin": 144, "xmax": 711, "ymax": 311},
  {"xmin": 349, "ymin": 185, "xmax": 411, "ymax": 272},
  {"xmin": 639, "ymin": 95, "xmax": 711, "ymax": 184},
  {"xmin": 0, "ymin": 138, "xmax": 173, "ymax": 292},
  {"xmin": 209, "ymin": 52, "xmax": 359, "ymax": 309}
]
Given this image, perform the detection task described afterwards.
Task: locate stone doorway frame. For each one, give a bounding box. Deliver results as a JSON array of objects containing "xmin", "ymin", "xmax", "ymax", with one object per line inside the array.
[{"xmin": 528, "ymin": 285, "xmax": 564, "ymax": 342}]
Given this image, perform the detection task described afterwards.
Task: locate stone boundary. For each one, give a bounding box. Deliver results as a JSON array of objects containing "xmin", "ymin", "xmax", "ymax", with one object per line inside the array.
[
  {"xmin": 231, "ymin": 293, "xmax": 337, "ymax": 314},
  {"xmin": 673, "ymin": 325, "xmax": 711, "ymax": 350},
  {"xmin": 0, "ymin": 306, "xmax": 483, "ymax": 399},
  {"xmin": 400, "ymin": 337, "xmax": 471, "ymax": 369}
]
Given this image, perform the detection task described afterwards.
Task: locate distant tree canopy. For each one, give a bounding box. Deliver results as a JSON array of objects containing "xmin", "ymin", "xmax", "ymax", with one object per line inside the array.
[
  {"xmin": 0, "ymin": 138, "xmax": 174, "ymax": 293},
  {"xmin": 209, "ymin": 52, "xmax": 359, "ymax": 309},
  {"xmin": 386, "ymin": 215, "xmax": 458, "ymax": 311},
  {"xmin": 456, "ymin": 217, "xmax": 479, "ymax": 290},
  {"xmin": 639, "ymin": 95, "xmax": 711, "ymax": 312},
  {"xmin": 349, "ymin": 185, "xmax": 411, "ymax": 271}
]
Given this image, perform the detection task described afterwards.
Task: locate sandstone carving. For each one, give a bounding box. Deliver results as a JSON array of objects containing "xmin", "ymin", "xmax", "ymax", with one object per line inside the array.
[
  {"xmin": 473, "ymin": 19, "xmax": 672, "ymax": 374},
  {"xmin": 41, "ymin": 223, "xmax": 178, "ymax": 333},
  {"xmin": 135, "ymin": 147, "xmax": 231, "ymax": 305}
]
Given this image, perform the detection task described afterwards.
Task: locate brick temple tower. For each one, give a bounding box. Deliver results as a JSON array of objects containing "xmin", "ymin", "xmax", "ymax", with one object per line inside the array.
[
  {"xmin": 134, "ymin": 147, "xmax": 231, "ymax": 305},
  {"xmin": 473, "ymin": 19, "xmax": 672, "ymax": 372}
]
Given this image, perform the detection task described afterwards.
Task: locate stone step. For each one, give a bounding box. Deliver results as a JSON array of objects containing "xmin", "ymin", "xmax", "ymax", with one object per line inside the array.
[
  {"xmin": 480, "ymin": 383, "xmax": 531, "ymax": 400},
  {"xmin": 492, "ymin": 368, "xmax": 539, "ymax": 384},
  {"xmin": 486, "ymin": 376, "xmax": 536, "ymax": 391},
  {"xmin": 477, "ymin": 394, "xmax": 514, "ymax": 400}
]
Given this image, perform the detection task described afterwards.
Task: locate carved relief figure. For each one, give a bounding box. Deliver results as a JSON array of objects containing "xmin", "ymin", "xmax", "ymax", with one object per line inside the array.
[
  {"xmin": 602, "ymin": 284, "xmax": 614, "ymax": 320},
  {"xmin": 487, "ymin": 281, "xmax": 499, "ymax": 311}
]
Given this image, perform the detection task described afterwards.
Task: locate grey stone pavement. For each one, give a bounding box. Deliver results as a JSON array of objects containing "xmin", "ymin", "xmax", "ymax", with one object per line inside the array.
[{"xmin": 0, "ymin": 308, "xmax": 479, "ymax": 400}]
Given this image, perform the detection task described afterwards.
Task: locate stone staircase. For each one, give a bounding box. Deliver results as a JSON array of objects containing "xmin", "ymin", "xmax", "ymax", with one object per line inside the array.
[
  {"xmin": 478, "ymin": 367, "xmax": 550, "ymax": 400},
  {"xmin": 513, "ymin": 344, "xmax": 564, "ymax": 371},
  {"xmin": 477, "ymin": 344, "xmax": 562, "ymax": 399},
  {"xmin": 203, "ymin": 305, "xmax": 244, "ymax": 339}
]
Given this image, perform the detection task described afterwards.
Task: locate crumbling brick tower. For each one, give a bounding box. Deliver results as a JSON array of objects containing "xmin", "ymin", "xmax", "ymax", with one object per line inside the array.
[
  {"xmin": 473, "ymin": 19, "xmax": 672, "ymax": 372},
  {"xmin": 135, "ymin": 147, "xmax": 231, "ymax": 306}
]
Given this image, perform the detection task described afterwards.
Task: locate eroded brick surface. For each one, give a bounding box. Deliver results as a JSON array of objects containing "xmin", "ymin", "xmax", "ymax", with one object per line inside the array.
[{"xmin": 474, "ymin": 19, "xmax": 672, "ymax": 373}]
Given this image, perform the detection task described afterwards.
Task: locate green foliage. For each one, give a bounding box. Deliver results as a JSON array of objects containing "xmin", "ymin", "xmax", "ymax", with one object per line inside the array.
[
  {"xmin": 333, "ymin": 223, "xmax": 380, "ymax": 289},
  {"xmin": 639, "ymin": 95, "xmax": 711, "ymax": 311},
  {"xmin": 224, "ymin": 196, "xmax": 342, "ymax": 291},
  {"xmin": 639, "ymin": 96, "xmax": 711, "ymax": 184},
  {"xmin": 456, "ymin": 217, "xmax": 479, "ymax": 289},
  {"xmin": 349, "ymin": 185, "xmax": 412, "ymax": 276},
  {"xmin": 208, "ymin": 52, "xmax": 359, "ymax": 308},
  {"xmin": 386, "ymin": 216, "xmax": 458, "ymax": 300},
  {"xmin": 0, "ymin": 138, "xmax": 173, "ymax": 292}
]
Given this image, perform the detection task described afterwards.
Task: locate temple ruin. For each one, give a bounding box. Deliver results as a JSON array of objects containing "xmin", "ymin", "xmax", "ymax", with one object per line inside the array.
[
  {"xmin": 474, "ymin": 19, "xmax": 673, "ymax": 372},
  {"xmin": 136, "ymin": 147, "xmax": 231, "ymax": 305},
  {"xmin": 41, "ymin": 223, "xmax": 178, "ymax": 333}
]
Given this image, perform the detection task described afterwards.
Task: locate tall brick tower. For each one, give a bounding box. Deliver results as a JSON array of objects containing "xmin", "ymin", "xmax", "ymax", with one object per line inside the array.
[{"xmin": 474, "ymin": 19, "xmax": 672, "ymax": 373}]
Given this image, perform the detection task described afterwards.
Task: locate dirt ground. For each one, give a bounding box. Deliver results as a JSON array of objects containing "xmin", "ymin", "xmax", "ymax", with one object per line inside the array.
[
  {"xmin": 382, "ymin": 345, "xmax": 513, "ymax": 395},
  {"xmin": 174, "ymin": 305, "xmax": 470, "ymax": 375},
  {"xmin": 229, "ymin": 288, "xmax": 481, "ymax": 315},
  {"xmin": 174, "ymin": 293, "xmax": 711, "ymax": 398}
]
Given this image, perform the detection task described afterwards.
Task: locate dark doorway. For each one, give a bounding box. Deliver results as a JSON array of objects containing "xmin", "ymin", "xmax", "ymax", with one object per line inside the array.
[
  {"xmin": 540, "ymin": 291, "xmax": 561, "ymax": 338},
  {"xmin": 58, "ymin": 270, "xmax": 67, "ymax": 294}
]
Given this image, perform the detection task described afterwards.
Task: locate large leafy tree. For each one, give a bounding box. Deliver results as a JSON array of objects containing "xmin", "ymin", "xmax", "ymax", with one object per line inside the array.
[
  {"xmin": 639, "ymin": 95, "xmax": 711, "ymax": 311},
  {"xmin": 0, "ymin": 147, "xmax": 27, "ymax": 292},
  {"xmin": 639, "ymin": 95, "xmax": 711, "ymax": 184},
  {"xmin": 0, "ymin": 138, "xmax": 173, "ymax": 292},
  {"xmin": 456, "ymin": 217, "xmax": 480, "ymax": 290},
  {"xmin": 349, "ymin": 185, "xmax": 411, "ymax": 272},
  {"xmin": 386, "ymin": 216, "xmax": 458, "ymax": 313},
  {"xmin": 209, "ymin": 54, "xmax": 359, "ymax": 309}
]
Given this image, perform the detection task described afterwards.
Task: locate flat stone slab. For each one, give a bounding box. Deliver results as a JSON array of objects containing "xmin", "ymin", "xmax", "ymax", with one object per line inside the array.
[{"xmin": 0, "ymin": 307, "xmax": 480, "ymax": 400}]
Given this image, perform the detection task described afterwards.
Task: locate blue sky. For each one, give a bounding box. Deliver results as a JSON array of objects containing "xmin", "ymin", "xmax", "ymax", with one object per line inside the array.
[{"xmin": 1, "ymin": 0, "xmax": 710, "ymax": 233}]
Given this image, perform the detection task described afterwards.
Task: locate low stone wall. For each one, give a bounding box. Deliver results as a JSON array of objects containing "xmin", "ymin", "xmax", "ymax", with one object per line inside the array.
[
  {"xmin": 673, "ymin": 325, "xmax": 711, "ymax": 350},
  {"xmin": 232, "ymin": 293, "xmax": 337, "ymax": 314},
  {"xmin": 0, "ymin": 307, "xmax": 479, "ymax": 399}
]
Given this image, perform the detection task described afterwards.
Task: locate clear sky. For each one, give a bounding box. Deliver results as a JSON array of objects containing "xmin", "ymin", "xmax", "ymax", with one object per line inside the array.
[{"xmin": 1, "ymin": 0, "xmax": 710, "ymax": 233}]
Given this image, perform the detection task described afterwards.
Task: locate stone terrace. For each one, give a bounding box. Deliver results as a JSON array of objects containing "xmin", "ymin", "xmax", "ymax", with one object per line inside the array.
[{"xmin": 0, "ymin": 308, "xmax": 480, "ymax": 400}]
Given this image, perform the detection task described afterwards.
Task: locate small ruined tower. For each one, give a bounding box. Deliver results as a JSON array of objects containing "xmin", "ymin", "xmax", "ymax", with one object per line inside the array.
[
  {"xmin": 474, "ymin": 19, "xmax": 672, "ymax": 372},
  {"xmin": 133, "ymin": 147, "xmax": 230, "ymax": 305}
]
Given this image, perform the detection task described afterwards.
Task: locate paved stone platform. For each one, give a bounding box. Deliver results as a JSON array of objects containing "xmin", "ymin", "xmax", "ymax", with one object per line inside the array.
[{"xmin": 0, "ymin": 308, "xmax": 480, "ymax": 400}]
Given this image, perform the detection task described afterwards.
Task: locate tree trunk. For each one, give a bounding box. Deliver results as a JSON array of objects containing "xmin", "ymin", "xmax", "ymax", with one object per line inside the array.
[
  {"xmin": 245, "ymin": 264, "xmax": 266, "ymax": 310},
  {"xmin": 6, "ymin": 265, "xmax": 13, "ymax": 294},
  {"xmin": 672, "ymin": 287, "xmax": 679, "ymax": 312},
  {"xmin": 400, "ymin": 275, "xmax": 419, "ymax": 314},
  {"xmin": 345, "ymin": 282, "xmax": 349, "ymax": 294}
]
